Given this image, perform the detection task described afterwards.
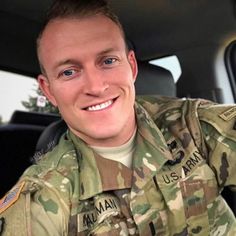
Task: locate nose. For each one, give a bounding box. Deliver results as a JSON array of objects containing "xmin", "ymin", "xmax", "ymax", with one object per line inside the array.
[{"xmin": 83, "ymin": 67, "xmax": 109, "ymax": 96}]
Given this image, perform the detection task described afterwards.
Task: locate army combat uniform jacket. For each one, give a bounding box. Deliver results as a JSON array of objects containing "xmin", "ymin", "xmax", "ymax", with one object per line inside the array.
[{"xmin": 1, "ymin": 96, "xmax": 236, "ymax": 235}]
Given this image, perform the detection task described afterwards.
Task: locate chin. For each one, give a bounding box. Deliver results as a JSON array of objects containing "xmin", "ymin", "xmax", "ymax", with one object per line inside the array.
[
  {"xmin": 90, "ymin": 130, "xmax": 119, "ymax": 140},
  {"xmin": 87, "ymin": 126, "xmax": 121, "ymax": 139}
]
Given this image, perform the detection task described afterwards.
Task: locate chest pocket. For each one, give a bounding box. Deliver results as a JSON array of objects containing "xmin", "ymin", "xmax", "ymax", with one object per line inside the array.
[
  {"xmin": 130, "ymin": 180, "xmax": 168, "ymax": 236},
  {"xmin": 156, "ymin": 155, "xmax": 219, "ymax": 235}
]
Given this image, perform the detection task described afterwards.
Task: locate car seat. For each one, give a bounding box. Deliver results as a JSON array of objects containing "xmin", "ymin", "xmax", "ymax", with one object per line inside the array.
[{"xmin": 0, "ymin": 111, "xmax": 60, "ymax": 197}]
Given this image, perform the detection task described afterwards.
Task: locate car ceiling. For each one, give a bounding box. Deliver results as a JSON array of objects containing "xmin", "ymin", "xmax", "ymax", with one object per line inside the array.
[{"xmin": 0, "ymin": 0, "xmax": 236, "ymax": 78}]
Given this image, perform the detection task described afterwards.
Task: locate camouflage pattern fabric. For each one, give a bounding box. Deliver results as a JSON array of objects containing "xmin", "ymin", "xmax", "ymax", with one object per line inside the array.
[{"xmin": 1, "ymin": 96, "xmax": 236, "ymax": 235}]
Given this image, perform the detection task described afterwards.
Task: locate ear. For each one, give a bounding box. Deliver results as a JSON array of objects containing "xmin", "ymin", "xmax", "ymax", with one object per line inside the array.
[
  {"xmin": 128, "ymin": 50, "xmax": 138, "ymax": 82},
  {"xmin": 37, "ymin": 74, "xmax": 58, "ymax": 106}
]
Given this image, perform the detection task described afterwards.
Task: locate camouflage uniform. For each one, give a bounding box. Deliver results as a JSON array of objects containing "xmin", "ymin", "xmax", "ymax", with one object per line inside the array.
[{"xmin": 1, "ymin": 96, "xmax": 236, "ymax": 235}]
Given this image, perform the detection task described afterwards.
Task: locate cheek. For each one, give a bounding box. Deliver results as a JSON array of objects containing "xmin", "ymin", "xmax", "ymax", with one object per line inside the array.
[
  {"xmin": 51, "ymin": 82, "xmax": 81, "ymax": 106},
  {"xmin": 122, "ymin": 71, "xmax": 136, "ymax": 94},
  {"xmin": 110, "ymin": 67, "xmax": 135, "ymax": 87}
]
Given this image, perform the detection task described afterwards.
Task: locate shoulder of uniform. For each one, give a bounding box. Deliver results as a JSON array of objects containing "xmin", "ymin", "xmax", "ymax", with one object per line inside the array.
[
  {"xmin": 198, "ymin": 102, "xmax": 236, "ymax": 121},
  {"xmin": 136, "ymin": 95, "xmax": 182, "ymax": 111},
  {"xmin": 198, "ymin": 102, "xmax": 236, "ymax": 138},
  {"xmin": 136, "ymin": 95, "xmax": 183, "ymax": 106},
  {"xmin": 136, "ymin": 95, "xmax": 206, "ymax": 119}
]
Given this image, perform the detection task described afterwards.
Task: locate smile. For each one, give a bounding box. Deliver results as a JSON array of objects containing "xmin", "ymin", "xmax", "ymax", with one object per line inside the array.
[{"xmin": 86, "ymin": 100, "xmax": 113, "ymax": 111}]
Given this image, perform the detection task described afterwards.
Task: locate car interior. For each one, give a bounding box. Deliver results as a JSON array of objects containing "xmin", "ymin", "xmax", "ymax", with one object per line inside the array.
[{"xmin": 1, "ymin": 0, "xmax": 236, "ymax": 215}]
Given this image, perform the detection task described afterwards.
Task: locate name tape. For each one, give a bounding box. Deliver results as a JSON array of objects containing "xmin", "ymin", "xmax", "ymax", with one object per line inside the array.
[{"xmin": 77, "ymin": 196, "xmax": 120, "ymax": 232}]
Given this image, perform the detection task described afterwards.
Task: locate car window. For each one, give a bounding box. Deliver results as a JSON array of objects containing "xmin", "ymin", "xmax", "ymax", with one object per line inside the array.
[
  {"xmin": 149, "ymin": 55, "xmax": 182, "ymax": 83},
  {"xmin": 0, "ymin": 70, "xmax": 37, "ymax": 123}
]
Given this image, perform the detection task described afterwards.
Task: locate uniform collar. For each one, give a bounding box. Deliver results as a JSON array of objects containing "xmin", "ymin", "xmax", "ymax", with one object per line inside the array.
[{"xmin": 69, "ymin": 131, "xmax": 132, "ymax": 200}]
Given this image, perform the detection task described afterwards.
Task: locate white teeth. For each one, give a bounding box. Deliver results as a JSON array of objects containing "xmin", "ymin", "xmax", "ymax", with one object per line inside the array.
[{"xmin": 87, "ymin": 100, "xmax": 113, "ymax": 111}]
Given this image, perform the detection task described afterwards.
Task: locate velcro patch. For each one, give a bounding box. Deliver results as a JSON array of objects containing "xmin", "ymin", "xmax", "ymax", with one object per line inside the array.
[
  {"xmin": 219, "ymin": 107, "xmax": 236, "ymax": 121},
  {"xmin": 0, "ymin": 182, "xmax": 25, "ymax": 214}
]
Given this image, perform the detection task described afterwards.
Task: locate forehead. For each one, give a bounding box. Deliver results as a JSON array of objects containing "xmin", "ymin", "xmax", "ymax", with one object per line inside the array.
[{"xmin": 39, "ymin": 15, "xmax": 125, "ymax": 55}]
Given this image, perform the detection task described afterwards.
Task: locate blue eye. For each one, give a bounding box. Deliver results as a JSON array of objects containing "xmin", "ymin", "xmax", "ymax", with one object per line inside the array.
[
  {"xmin": 63, "ymin": 69, "xmax": 75, "ymax": 76},
  {"xmin": 58, "ymin": 68, "xmax": 81, "ymax": 80},
  {"xmin": 104, "ymin": 58, "xmax": 116, "ymax": 65}
]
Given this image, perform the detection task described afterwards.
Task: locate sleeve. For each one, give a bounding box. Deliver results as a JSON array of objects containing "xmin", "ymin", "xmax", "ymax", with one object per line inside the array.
[
  {"xmin": 198, "ymin": 103, "xmax": 236, "ymax": 191},
  {"xmin": 30, "ymin": 183, "xmax": 69, "ymax": 236},
  {"xmin": 0, "ymin": 179, "xmax": 70, "ymax": 236}
]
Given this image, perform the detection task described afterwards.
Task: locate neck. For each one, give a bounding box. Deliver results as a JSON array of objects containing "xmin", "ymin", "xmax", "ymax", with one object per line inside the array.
[{"xmin": 70, "ymin": 111, "xmax": 137, "ymax": 147}]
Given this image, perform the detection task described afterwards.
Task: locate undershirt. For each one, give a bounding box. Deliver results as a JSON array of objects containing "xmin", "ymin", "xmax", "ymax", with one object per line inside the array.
[{"xmin": 90, "ymin": 130, "xmax": 136, "ymax": 168}]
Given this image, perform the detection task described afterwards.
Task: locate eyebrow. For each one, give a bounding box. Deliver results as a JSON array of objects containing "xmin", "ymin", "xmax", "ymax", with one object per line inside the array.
[
  {"xmin": 53, "ymin": 47, "xmax": 120, "ymax": 70},
  {"xmin": 96, "ymin": 47, "xmax": 119, "ymax": 57},
  {"xmin": 53, "ymin": 59, "xmax": 82, "ymax": 71}
]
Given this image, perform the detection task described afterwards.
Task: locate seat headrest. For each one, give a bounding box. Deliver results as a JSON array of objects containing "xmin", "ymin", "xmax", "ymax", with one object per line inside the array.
[
  {"xmin": 10, "ymin": 110, "xmax": 60, "ymax": 126},
  {"xmin": 135, "ymin": 62, "xmax": 176, "ymax": 97}
]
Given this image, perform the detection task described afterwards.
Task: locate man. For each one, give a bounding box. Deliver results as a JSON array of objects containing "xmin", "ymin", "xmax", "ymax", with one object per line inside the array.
[{"xmin": 1, "ymin": 0, "xmax": 236, "ymax": 235}]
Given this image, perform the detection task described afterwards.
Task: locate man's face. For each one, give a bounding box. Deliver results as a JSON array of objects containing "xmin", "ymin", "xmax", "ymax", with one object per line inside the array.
[{"xmin": 38, "ymin": 15, "xmax": 138, "ymax": 147}]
